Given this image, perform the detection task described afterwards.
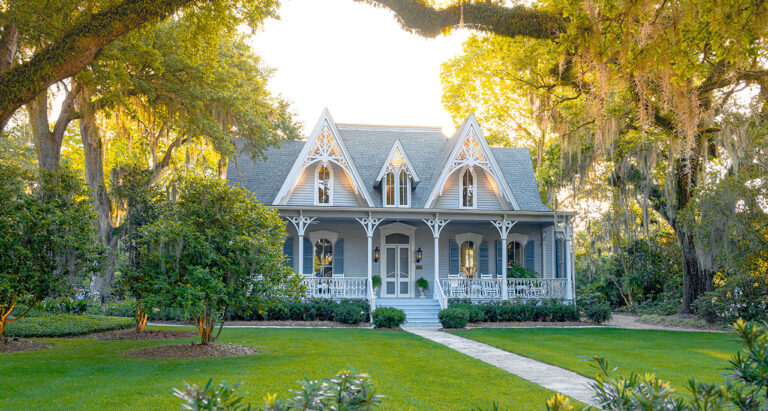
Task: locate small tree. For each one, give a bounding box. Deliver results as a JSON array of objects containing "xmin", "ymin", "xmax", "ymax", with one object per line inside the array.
[
  {"xmin": 135, "ymin": 175, "xmax": 303, "ymax": 344},
  {"xmin": 0, "ymin": 163, "xmax": 100, "ymax": 340}
]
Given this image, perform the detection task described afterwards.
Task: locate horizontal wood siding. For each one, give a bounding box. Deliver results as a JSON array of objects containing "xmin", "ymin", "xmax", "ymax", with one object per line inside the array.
[
  {"xmin": 286, "ymin": 168, "xmax": 314, "ymax": 205},
  {"xmin": 433, "ymin": 170, "xmax": 504, "ymax": 210},
  {"xmin": 286, "ymin": 164, "xmax": 363, "ymax": 206}
]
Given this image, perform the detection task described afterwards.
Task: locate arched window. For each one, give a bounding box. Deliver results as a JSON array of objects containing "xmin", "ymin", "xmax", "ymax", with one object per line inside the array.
[
  {"xmin": 399, "ymin": 170, "xmax": 409, "ymax": 206},
  {"xmin": 313, "ymin": 238, "xmax": 333, "ymax": 277},
  {"xmin": 460, "ymin": 168, "xmax": 475, "ymax": 208},
  {"xmin": 316, "ymin": 165, "xmax": 331, "ymax": 205},
  {"xmin": 385, "ymin": 171, "xmax": 396, "ymax": 206},
  {"xmin": 460, "ymin": 240, "xmax": 477, "ymax": 276},
  {"xmin": 507, "ymin": 241, "xmax": 522, "ymax": 267}
]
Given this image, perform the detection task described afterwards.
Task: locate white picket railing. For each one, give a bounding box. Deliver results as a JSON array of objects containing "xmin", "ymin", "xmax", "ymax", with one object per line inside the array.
[
  {"xmin": 301, "ymin": 277, "xmax": 368, "ymax": 299},
  {"xmin": 439, "ymin": 277, "xmax": 567, "ymax": 300}
]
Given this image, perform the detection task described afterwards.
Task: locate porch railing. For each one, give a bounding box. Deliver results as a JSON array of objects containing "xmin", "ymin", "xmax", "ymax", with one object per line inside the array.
[
  {"xmin": 440, "ymin": 278, "xmax": 567, "ymax": 300},
  {"xmin": 301, "ymin": 277, "xmax": 368, "ymax": 299}
]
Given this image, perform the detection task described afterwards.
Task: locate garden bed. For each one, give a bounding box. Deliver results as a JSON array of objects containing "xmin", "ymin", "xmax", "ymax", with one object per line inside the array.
[
  {"xmin": 464, "ymin": 320, "xmax": 597, "ymax": 328},
  {"xmin": 151, "ymin": 320, "xmax": 371, "ymax": 328},
  {"xmin": 6, "ymin": 314, "xmax": 134, "ymax": 338},
  {"xmin": 90, "ymin": 329, "xmax": 197, "ymax": 341},
  {"xmin": 0, "ymin": 338, "xmax": 52, "ymax": 353},
  {"xmin": 129, "ymin": 343, "xmax": 256, "ymax": 359}
]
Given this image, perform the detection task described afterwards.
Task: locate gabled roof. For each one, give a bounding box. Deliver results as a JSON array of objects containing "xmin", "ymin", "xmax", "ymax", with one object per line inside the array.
[
  {"xmin": 271, "ymin": 109, "xmax": 374, "ymax": 207},
  {"xmin": 374, "ymin": 139, "xmax": 421, "ymax": 185},
  {"xmin": 423, "ymin": 114, "xmax": 520, "ymax": 209},
  {"xmin": 226, "ymin": 110, "xmax": 551, "ymax": 212}
]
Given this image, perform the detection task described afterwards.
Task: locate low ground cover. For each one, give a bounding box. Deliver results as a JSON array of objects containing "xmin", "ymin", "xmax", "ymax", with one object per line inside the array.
[
  {"xmin": 5, "ymin": 314, "xmax": 133, "ymax": 338},
  {"xmin": 0, "ymin": 327, "xmax": 562, "ymax": 410},
  {"xmin": 450, "ymin": 328, "xmax": 739, "ymax": 388}
]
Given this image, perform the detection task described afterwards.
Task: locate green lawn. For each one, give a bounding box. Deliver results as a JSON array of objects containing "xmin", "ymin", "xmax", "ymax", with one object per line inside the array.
[
  {"xmin": 1, "ymin": 327, "xmax": 562, "ymax": 410},
  {"xmin": 450, "ymin": 328, "xmax": 739, "ymax": 388}
]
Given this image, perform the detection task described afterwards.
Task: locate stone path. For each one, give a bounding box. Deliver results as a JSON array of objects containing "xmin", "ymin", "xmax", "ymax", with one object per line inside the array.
[{"xmin": 404, "ymin": 327, "xmax": 598, "ymax": 407}]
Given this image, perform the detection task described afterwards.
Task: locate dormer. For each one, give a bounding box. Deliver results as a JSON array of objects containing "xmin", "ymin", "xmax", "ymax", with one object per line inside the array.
[{"xmin": 375, "ymin": 140, "xmax": 419, "ymax": 208}]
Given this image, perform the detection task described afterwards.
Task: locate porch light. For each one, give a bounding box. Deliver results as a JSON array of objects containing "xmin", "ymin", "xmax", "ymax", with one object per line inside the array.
[
  {"xmin": 416, "ymin": 247, "xmax": 423, "ymax": 263},
  {"xmin": 373, "ymin": 246, "xmax": 380, "ymax": 262}
]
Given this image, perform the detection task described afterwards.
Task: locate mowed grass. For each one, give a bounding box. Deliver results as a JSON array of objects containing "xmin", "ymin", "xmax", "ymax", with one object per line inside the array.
[
  {"xmin": 1, "ymin": 327, "xmax": 561, "ymax": 410},
  {"xmin": 450, "ymin": 328, "xmax": 740, "ymax": 388}
]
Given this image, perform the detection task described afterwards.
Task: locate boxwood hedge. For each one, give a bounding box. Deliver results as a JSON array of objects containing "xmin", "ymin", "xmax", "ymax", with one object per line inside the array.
[{"xmin": 6, "ymin": 314, "xmax": 134, "ymax": 338}]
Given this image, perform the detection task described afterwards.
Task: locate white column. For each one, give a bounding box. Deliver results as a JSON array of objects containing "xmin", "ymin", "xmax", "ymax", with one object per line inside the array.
[
  {"xmin": 433, "ymin": 236, "xmax": 440, "ymax": 292},
  {"xmin": 287, "ymin": 211, "xmax": 316, "ymax": 277},
  {"xmin": 355, "ymin": 213, "xmax": 384, "ymax": 304},
  {"xmin": 422, "ymin": 215, "xmax": 450, "ymax": 299},
  {"xmin": 565, "ymin": 223, "xmax": 574, "ymax": 301},
  {"xmin": 491, "ymin": 217, "xmax": 517, "ymax": 300}
]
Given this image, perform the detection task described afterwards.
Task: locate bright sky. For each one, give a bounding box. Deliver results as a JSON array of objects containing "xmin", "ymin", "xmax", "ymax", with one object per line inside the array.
[{"xmin": 248, "ymin": 0, "xmax": 471, "ymax": 136}]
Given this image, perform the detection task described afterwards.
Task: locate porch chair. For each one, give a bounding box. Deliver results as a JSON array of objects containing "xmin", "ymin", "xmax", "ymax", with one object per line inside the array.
[{"xmin": 447, "ymin": 274, "xmax": 463, "ymax": 298}]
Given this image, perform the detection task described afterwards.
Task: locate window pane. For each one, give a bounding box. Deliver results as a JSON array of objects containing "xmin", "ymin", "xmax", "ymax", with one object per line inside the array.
[
  {"xmin": 317, "ymin": 166, "xmax": 330, "ymax": 204},
  {"xmin": 385, "ymin": 172, "xmax": 395, "ymax": 205},
  {"xmin": 313, "ymin": 238, "xmax": 333, "ymax": 277},
  {"xmin": 460, "ymin": 240, "xmax": 476, "ymax": 275},
  {"xmin": 399, "ymin": 171, "xmax": 408, "ymax": 206},
  {"xmin": 462, "ymin": 170, "xmax": 474, "ymax": 207},
  {"xmin": 507, "ymin": 241, "xmax": 521, "ymax": 266}
]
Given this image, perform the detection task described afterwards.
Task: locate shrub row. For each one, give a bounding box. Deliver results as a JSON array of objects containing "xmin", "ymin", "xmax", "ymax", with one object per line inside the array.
[
  {"xmin": 438, "ymin": 307, "xmax": 469, "ymax": 328},
  {"xmin": 448, "ymin": 301, "xmax": 580, "ymax": 323},
  {"xmin": 5, "ymin": 314, "xmax": 134, "ymax": 338},
  {"xmin": 372, "ymin": 307, "xmax": 406, "ymax": 328}
]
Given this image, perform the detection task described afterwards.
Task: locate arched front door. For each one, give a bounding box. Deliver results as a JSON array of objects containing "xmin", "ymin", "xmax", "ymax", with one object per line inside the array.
[{"xmin": 382, "ymin": 233, "xmax": 411, "ymax": 298}]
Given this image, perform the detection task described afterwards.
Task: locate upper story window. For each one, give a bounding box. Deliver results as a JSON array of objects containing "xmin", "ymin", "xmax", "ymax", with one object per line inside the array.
[
  {"xmin": 384, "ymin": 169, "xmax": 410, "ymax": 207},
  {"xmin": 460, "ymin": 168, "xmax": 475, "ymax": 208},
  {"xmin": 315, "ymin": 165, "xmax": 332, "ymax": 205}
]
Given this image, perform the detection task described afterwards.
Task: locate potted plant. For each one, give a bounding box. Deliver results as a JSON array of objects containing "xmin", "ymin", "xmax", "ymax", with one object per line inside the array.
[
  {"xmin": 372, "ymin": 275, "xmax": 382, "ymax": 296},
  {"xmin": 416, "ymin": 277, "xmax": 429, "ymax": 298}
]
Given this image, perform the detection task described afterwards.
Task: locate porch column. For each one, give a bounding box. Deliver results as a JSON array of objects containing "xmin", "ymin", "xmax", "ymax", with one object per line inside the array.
[
  {"xmin": 422, "ymin": 215, "xmax": 450, "ymax": 299},
  {"xmin": 287, "ymin": 211, "xmax": 316, "ymax": 276},
  {"xmin": 355, "ymin": 213, "xmax": 384, "ymax": 301},
  {"xmin": 491, "ymin": 217, "xmax": 517, "ymax": 300},
  {"xmin": 565, "ymin": 221, "xmax": 574, "ymax": 301}
]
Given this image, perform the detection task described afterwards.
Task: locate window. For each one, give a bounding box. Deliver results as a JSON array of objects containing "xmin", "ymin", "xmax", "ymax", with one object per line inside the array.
[
  {"xmin": 313, "ymin": 238, "xmax": 333, "ymax": 277},
  {"xmin": 460, "ymin": 240, "xmax": 477, "ymax": 276},
  {"xmin": 383, "ymin": 169, "xmax": 410, "ymax": 207},
  {"xmin": 460, "ymin": 168, "xmax": 475, "ymax": 208},
  {"xmin": 507, "ymin": 241, "xmax": 522, "ymax": 267},
  {"xmin": 316, "ymin": 165, "xmax": 331, "ymax": 205}
]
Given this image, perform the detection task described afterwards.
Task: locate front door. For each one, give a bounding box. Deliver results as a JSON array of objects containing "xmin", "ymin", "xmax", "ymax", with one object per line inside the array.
[{"xmin": 383, "ymin": 245, "xmax": 410, "ymax": 298}]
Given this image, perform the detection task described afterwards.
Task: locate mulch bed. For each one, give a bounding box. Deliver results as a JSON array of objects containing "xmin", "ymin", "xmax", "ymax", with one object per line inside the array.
[
  {"xmin": 463, "ymin": 320, "xmax": 599, "ymax": 329},
  {"xmin": 90, "ymin": 329, "xmax": 197, "ymax": 341},
  {"xmin": 151, "ymin": 320, "xmax": 371, "ymax": 328},
  {"xmin": 1, "ymin": 338, "xmax": 52, "ymax": 353},
  {"xmin": 129, "ymin": 343, "xmax": 256, "ymax": 359}
]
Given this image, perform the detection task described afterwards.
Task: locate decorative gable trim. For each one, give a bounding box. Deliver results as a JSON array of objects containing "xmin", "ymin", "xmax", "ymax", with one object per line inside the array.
[
  {"xmin": 272, "ymin": 109, "xmax": 374, "ymax": 207},
  {"xmin": 425, "ymin": 114, "xmax": 519, "ymax": 209},
  {"xmin": 375, "ymin": 139, "xmax": 420, "ymax": 185}
]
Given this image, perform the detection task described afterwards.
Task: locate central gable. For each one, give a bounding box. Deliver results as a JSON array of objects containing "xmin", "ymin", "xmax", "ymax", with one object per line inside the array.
[{"xmin": 273, "ymin": 109, "xmax": 374, "ymax": 207}]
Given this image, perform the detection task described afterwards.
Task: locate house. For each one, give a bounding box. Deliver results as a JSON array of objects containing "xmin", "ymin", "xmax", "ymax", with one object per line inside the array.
[{"xmin": 228, "ymin": 109, "xmax": 575, "ymax": 324}]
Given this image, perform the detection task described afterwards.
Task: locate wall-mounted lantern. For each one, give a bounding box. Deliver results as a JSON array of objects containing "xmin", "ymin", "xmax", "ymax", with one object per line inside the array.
[
  {"xmin": 416, "ymin": 247, "xmax": 423, "ymax": 263},
  {"xmin": 373, "ymin": 246, "xmax": 380, "ymax": 262}
]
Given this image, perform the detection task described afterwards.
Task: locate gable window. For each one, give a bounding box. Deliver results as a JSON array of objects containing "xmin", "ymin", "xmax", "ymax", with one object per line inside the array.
[
  {"xmin": 460, "ymin": 240, "xmax": 477, "ymax": 276},
  {"xmin": 460, "ymin": 168, "xmax": 475, "ymax": 208},
  {"xmin": 313, "ymin": 238, "xmax": 333, "ymax": 277},
  {"xmin": 507, "ymin": 241, "xmax": 522, "ymax": 267},
  {"xmin": 315, "ymin": 165, "xmax": 332, "ymax": 205},
  {"xmin": 383, "ymin": 169, "xmax": 410, "ymax": 207}
]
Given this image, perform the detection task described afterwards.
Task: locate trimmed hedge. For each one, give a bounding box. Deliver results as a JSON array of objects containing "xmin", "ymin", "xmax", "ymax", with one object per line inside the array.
[
  {"xmin": 449, "ymin": 301, "xmax": 579, "ymax": 323},
  {"xmin": 438, "ymin": 307, "xmax": 469, "ymax": 328},
  {"xmin": 6, "ymin": 314, "xmax": 134, "ymax": 338},
  {"xmin": 372, "ymin": 307, "xmax": 406, "ymax": 328}
]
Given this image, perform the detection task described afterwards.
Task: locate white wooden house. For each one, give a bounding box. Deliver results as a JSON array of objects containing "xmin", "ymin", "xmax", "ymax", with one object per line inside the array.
[{"xmin": 228, "ymin": 109, "xmax": 575, "ymax": 325}]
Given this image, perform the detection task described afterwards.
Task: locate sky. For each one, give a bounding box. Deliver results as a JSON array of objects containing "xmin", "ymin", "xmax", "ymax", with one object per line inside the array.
[{"xmin": 248, "ymin": 0, "xmax": 471, "ymax": 136}]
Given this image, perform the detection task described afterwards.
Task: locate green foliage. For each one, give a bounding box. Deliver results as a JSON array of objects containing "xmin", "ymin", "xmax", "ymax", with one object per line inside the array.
[
  {"xmin": 331, "ymin": 304, "xmax": 367, "ymax": 325},
  {"xmin": 450, "ymin": 301, "xmax": 579, "ymax": 323},
  {"xmin": 39, "ymin": 296, "xmax": 98, "ymax": 315},
  {"xmin": 506, "ymin": 262, "xmax": 537, "ymax": 279},
  {"xmin": 692, "ymin": 273, "xmax": 768, "ymax": 324},
  {"xmin": 584, "ymin": 303, "xmax": 611, "ymax": 324},
  {"xmin": 0, "ymin": 163, "xmax": 101, "ymax": 337},
  {"xmin": 415, "ymin": 277, "xmax": 429, "ymax": 290},
  {"xmin": 224, "ymin": 299, "xmax": 370, "ymax": 323},
  {"xmin": 371, "ymin": 275, "xmax": 382, "ymax": 289},
  {"xmin": 438, "ymin": 307, "xmax": 469, "ymax": 329},
  {"xmin": 174, "ymin": 379, "xmax": 252, "ymax": 411},
  {"xmin": 371, "ymin": 307, "xmax": 406, "ymax": 329},
  {"xmin": 5, "ymin": 314, "xmax": 133, "ymax": 338},
  {"xmin": 131, "ymin": 175, "xmax": 303, "ymax": 343},
  {"xmin": 450, "ymin": 304, "xmax": 486, "ymax": 323}
]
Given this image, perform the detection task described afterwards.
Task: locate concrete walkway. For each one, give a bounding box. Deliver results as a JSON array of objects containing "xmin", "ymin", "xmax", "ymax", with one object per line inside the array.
[{"xmin": 404, "ymin": 327, "xmax": 597, "ymax": 407}]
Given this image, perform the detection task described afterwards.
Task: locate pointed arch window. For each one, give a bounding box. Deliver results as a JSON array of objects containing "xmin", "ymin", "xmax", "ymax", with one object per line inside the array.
[
  {"xmin": 385, "ymin": 171, "xmax": 396, "ymax": 206},
  {"xmin": 315, "ymin": 165, "xmax": 332, "ymax": 205},
  {"xmin": 383, "ymin": 169, "xmax": 410, "ymax": 207},
  {"xmin": 460, "ymin": 168, "xmax": 475, "ymax": 208}
]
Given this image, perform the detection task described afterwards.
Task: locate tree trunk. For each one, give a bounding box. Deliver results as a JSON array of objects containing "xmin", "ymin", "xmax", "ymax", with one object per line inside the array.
[
  {"xmin": 217, "ymin": 156, "xmax": 228, "ymax": 179},
  {"xmin": 26, "ymin": 86, "xmax": 78, "ymax": 172},
  {"xmin": 0, "ymin": 319, "xmax": 5, "ymax": 342},
  {"xmin": 76, "ymin": 86, "xmax": 118, "ymax": 299},
  {"xmin": 136, "ymin": 306, "xmax": 148, "ymax": 333},
  {"xmin": 0, "ymin": 24, "xmax": 19, "ymax": 73}
]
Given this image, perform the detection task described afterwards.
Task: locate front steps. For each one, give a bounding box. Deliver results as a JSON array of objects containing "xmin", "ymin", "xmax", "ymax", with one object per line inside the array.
[{"xmin": 376, "ymin": 298, "xmax": 441, "ymax": 327}]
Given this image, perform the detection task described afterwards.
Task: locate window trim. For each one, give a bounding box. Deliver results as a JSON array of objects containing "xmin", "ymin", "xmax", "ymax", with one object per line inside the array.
[
  {"xmin": 459, "ymin": 167, "xmax": 477, "ymax": 209},
  {"xmin": 383, "ymin": 169, "xmax": 411, "ymax": 208},
  {"xmin": 314, "ymin": 163, "xmax": 334, "ymax": 206}
]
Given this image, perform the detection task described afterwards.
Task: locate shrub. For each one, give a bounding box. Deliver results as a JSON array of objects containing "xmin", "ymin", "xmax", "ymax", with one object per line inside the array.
[
  {"xmin": 692, "ymin": 272, "xmax": 768, "ymax": 323},
  {"xmin": 266, "ymin": 304, "xmax": 290, "ymax": 321},
  {"xmin": 451, "ymin": 304, "xmax": 486, "ymax": 323},
  {"xmin": 416, "ymin": 277, "xmax": 429, "ymax": 290},
  {"xmin": 448, "ymin": 298, "xmax": 472, "ymax": 305},
  {"xmin": 332, "ymin": 304, "xmax": 366, "ymax": 325},
  {"xmin": 372, "ymin": 275, "xmax": 382, "ymax": 289},
  {"xmin": 507, "ymin": 262, "xmax": 537, "ymax": 278},
  {"xmin": 584, "ymin": 302, "xmax": 611, "ymax": 324},
  {"xmin": 438, "ymin": 307, "xmax": 469, "ymax": 328},
  {"xmin": 5, "ymin": 314, "xmax": 134, "ymax": 338},
  {"xmin": 372, "ymin": 307, "xmax": 406, "ymax": 328}
]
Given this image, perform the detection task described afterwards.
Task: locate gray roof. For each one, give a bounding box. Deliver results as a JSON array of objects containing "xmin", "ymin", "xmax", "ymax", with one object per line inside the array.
[{"xmin": 227, "ymin": 124, "xmax": 550, "ymax": 212}]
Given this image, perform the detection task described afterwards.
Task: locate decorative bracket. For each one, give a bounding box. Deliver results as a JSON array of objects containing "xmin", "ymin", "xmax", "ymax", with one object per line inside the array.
[
  {"xmin": 490, "ymin": 216, "xmax": 518, "ymax": 240},
  {"xmin": 355, "ymin": 212, "xmax": 384, "ymax": 237},
  {"xmin": 422, "ymin": 214, "xmax": 451, "ymax": 238},
  {"xmin": 287, "ymin": 211, "xmax": 316, "ymax": 236}
]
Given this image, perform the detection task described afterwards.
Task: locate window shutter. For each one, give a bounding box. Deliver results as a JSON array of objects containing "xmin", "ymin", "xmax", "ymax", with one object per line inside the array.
[
  {"xmin": 303, "ymin": 238, "xmax": 313, "ymax": 275},
  {"xmin": 333, "ymin": 238, "xmax": 344, "ymax": 275},
  {"xmin": 555, "ymin": 238, "xmax": 561, "ymax": 278},
  {"xmin": 283, "ymin": 237, "xmax": 294, "ymax": 269},
  {"xmin": 525, "ymin": 240, "xmax": 535, "ymax": 271},
  {"xmin": 495, "ymin": 240, "xmax": 502, "ymax": 275},
  {"xmin": 479, "ymin": 241, "xmax": 489, "ymax": 274},
  {"xmin": 448, "ymin": 240, "xmax": 459, "ymax": 275}
]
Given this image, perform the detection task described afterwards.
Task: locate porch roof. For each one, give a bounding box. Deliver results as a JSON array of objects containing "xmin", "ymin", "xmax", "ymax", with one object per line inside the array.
[{"xmin": 274, "ymin": 205, "xmax": 575, "ymax": 222}]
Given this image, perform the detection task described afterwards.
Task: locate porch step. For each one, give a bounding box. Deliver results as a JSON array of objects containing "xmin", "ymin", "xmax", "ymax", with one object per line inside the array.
[{"xmin": 376, "ymin": 299, "xmax": 442, "ymax": 327}]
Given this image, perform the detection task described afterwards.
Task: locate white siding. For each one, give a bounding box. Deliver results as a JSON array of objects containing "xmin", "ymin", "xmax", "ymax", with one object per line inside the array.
[
  {"xmin": 285, "ymin": 163, "xmax": 364, "ymax": 206},
  {"xmin": 433, "ymin": 170, "xmax": 504, "ymax": 210}
]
